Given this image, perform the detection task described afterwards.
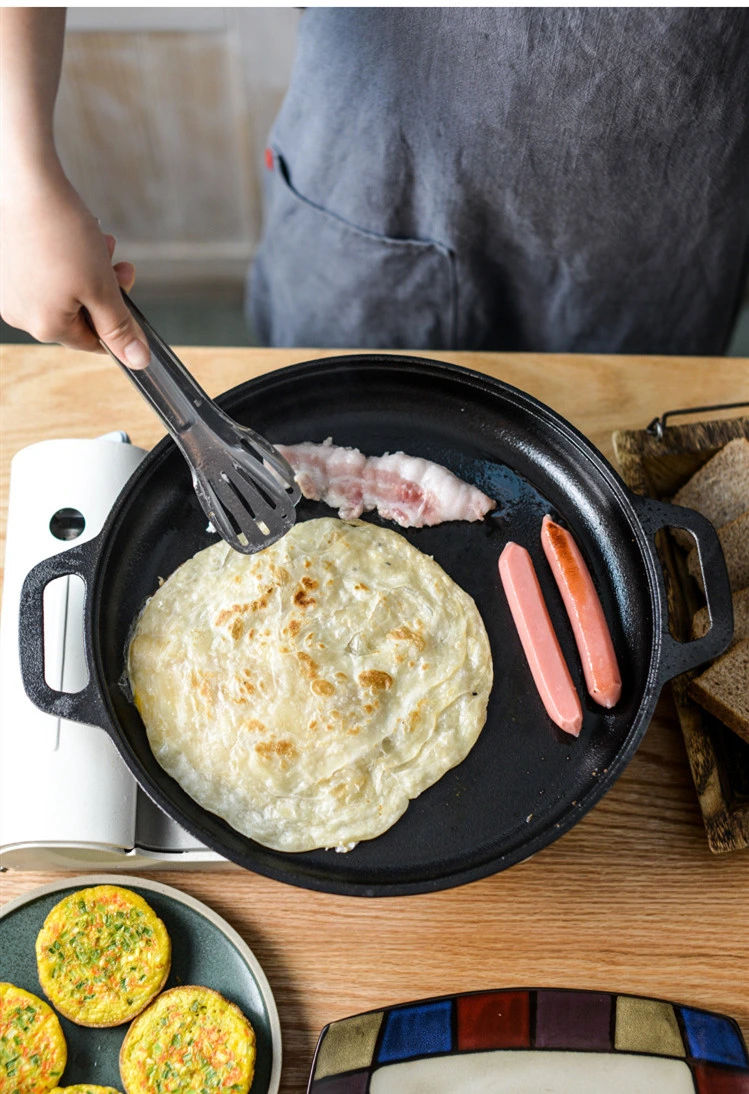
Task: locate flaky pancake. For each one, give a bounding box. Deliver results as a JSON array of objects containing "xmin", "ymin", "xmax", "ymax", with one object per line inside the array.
[{"xmin": 128, "ymin": 517, "xmax": 493, "ymax": 852}]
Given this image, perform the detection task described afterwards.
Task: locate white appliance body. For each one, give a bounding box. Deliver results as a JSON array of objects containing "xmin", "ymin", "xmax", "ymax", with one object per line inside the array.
[{"xmin": 0, "ymin": 434, "xmax": 227, "ymax": 870}]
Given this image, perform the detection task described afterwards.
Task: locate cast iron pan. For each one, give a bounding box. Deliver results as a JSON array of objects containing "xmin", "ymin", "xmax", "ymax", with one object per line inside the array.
[{"xmin": 19, "ymin": 356, "xmax": 733, "ymax": 896}]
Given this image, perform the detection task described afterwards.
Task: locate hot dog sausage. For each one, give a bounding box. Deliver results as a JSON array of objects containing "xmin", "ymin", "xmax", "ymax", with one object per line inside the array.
[
  {"xmin": 540, "ymin": 515, "xmax": 622, "ymax": 709},
  {"xmin": 498, "ymin": 541, "xmax": 583, "ymax": 737}
]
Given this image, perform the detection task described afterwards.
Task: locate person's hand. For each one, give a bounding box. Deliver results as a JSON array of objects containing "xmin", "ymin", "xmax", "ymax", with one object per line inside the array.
[{"xmin": 0, "ymin": 164, "xmax": 150, "ymax": 367}]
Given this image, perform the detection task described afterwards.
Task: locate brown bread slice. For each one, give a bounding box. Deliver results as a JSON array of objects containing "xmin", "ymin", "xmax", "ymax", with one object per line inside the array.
[
  {"xmin": 672, "ymin": 438, "xmax": 749, "ymax": 543},
  {"xmin": 692, "ymin": 586, "xmax": 749, "ymax": 648},
  {"xmin": 687, "ymin": 509, "xmax": 749, "ymax": 592},
  {"xmin": 688, "ymin": 638, "xmax": 749, "ymax": 745}
]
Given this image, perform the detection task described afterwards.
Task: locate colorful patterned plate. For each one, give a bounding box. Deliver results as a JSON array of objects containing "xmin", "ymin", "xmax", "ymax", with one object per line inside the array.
[
  {"xmin": 0, "ymin": 873, "xmax": 281, "ymax": 1093},
  {"xmin": 308, "ymin": 988, "xmax": 749, "ymax": 1093}
]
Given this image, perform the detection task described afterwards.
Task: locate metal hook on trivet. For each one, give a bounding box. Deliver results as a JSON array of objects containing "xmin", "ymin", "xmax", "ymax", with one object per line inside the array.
[{"xmin": 645, "ymin": 402, "xmax": 749, "ymax": 441}]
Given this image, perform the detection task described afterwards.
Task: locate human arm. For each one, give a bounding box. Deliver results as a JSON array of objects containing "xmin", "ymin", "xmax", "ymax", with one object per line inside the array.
[{"xmin": 0, "ymin": 8, "xmax": 149, "ymax": 365}]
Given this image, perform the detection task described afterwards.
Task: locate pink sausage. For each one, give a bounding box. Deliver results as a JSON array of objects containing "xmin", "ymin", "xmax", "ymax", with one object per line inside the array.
[
  {"xmin": 540, "ymin": 515, "xmax": 622, "ymax": 709},
  {"xmin": 498, "ymin": 541, "xmax": 583, "ymax": 737}
]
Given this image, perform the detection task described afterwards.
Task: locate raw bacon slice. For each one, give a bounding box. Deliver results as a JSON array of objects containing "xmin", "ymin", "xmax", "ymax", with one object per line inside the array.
[
  {"xmin": 499, "ymin": 541, "xmax": 583, "ymax": 737},
  {"xmin": 276, "ymin": 440, "xmax": 496, "ymax": 528},
  {"xmin": 540, "ymin": 515, "xmax": 622, "ymax": 709}
]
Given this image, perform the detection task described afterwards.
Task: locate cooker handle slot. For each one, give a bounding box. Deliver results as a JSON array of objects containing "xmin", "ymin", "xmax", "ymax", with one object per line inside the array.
[
  {"xmin": 631, "ymin": 495, "xmax": 734, "ymax": 685},
  {"xmin": 19, "ymin": 538, "xmax": 112, "ymax": 730}
]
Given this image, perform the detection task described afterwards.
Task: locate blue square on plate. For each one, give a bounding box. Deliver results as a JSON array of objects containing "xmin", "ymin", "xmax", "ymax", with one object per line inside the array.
[
  {"xmin": 377, "ymin": 1001, "xmax": 453, "ymax": 1063},
  {"xmin": 680, "ymin": 1007, "xmax": 749, "ymax": 1068}
]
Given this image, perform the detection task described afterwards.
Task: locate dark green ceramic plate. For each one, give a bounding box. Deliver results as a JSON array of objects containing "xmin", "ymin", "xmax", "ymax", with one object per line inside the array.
[{"xmin": 0, "ymin": 873, "xmax": 281, "ymax": 1092}]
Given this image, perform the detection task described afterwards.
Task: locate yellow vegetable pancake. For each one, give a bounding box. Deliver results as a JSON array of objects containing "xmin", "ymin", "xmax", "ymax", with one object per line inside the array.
[
  {"xmin": 128, "ymin": 517, "xmax": 493, "ymax": 852},
  {"xmin": 51, "ymin": 1088, "xmax": 122, "ymax": 1093},
  {"xmin": 36, "ymin": 886, "xmax": 171, "ymax": 1028},
  {"xmin": 119, "ymin": 986, "xmax": 256, "ymax": 1094},
  {"xmin": 0, "ymin": 982, "xmax": 67, "ymax": 1093}
]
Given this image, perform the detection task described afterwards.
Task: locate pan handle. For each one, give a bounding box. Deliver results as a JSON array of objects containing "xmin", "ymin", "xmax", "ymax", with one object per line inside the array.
[
  {"xmin": 631, "ymin": 494, "xmax": 734, "ymax": 685},
  {"xmin": 19, "ymin": 536, "xmax": 112, "ymax": 729}
]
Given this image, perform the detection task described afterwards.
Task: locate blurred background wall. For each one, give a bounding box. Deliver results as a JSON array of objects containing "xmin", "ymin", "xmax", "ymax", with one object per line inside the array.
[{"xmin": 59, "ymin": 7, "xmax": 301, "ymax": 289}]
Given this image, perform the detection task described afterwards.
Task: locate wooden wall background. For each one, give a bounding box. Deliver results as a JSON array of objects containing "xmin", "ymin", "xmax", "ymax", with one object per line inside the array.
[{"xmin": 55, "ymin": 9, "xmax": 301, "ymax": 287}]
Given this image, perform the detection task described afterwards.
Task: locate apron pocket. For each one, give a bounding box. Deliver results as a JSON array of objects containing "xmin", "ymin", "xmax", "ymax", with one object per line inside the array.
[{"xmin": 249, "ymin": 151, "xmax": 457, "ymax": 349}]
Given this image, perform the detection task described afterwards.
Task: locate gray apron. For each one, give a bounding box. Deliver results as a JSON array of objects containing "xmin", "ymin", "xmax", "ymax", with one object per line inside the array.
[{"xmin": 249, "ymin": 8, "xmax": 749, "ymax": 354}]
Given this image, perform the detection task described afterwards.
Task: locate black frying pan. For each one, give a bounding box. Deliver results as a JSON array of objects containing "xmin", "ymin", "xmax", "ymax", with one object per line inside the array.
[{"xmin": 19, "ymin": 356, "xmax": 733, "ymax": 895}]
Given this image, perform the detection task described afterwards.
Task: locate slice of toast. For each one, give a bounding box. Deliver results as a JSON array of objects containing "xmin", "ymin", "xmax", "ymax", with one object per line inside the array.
[
  {"xmin": 672, "ymin": 438, "xmax": 749, "ymax": 550},
  {"xmin": 688, "ymin": 638, "xmax": 749, "ymax": 745},
  {"xmin": 692, "ymin": 586, "xmax": 749, "ymax": 649},
  {"xmin": 688, "ymin": 510, "xmax": 749, "ymax": 592}
]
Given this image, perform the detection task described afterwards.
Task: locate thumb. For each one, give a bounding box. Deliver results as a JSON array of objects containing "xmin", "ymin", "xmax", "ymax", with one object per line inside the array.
[{"xmin": 86, "ymin": 283, "xmax": 150, "ymax": 370}]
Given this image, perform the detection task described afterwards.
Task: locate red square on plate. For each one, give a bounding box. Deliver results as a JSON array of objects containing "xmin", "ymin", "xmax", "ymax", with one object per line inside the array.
[
  {"xmin": 693, "ymin": 1062, "xmax": 749, "ymax": 1094},
  {"xmin": 457, "ymin": 990, "xmax": 531, "ymax": 1050}
]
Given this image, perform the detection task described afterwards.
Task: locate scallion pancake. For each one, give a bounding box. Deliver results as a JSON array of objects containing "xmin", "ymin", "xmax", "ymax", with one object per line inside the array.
[{"xmin": 128, "ymin": 517, "xmax": 492, "ymax": 852}]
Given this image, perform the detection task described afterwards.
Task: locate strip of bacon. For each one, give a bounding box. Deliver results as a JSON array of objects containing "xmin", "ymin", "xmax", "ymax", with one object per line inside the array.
[{"xmin": 276, "ymin": 439, "xmax": 496, "ymax": 528}]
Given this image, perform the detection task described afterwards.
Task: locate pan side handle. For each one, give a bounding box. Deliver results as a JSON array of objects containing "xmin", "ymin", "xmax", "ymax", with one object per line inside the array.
[
  {"xmin": 19, "ymin": 537, "xmax": 112, "ymax": 729},
  {"xmin": 631, "ymin": 494, "xmax": 734, "ymax": 685}
]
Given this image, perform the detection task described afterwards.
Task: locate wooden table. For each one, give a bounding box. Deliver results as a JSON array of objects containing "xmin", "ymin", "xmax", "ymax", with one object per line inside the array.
[{"xmin": 2, "ymin": 345, "xmax": 748, "ymax": 1092}]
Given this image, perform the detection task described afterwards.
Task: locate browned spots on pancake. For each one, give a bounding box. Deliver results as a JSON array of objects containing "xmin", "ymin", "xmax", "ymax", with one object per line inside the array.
[
  {"xmin": 255, "ymin": 738, "xmax": 298, "ymax": 763},
  {"xmin": 304, "ymin": 559, "xmax": 312, "ymax": 569},
  {"xmin": 239, "ymin": 667, "xmax": 256, "ymax": 696},
  {"xmin": 348, "ymin": 725, "xmax": 361, "ymax": 735},
  {"xmin": 363, "ymin": 703, "xmax": 377, "ymax": 714},
  {"xmin": 388, "ymin": 626, "xmax": 426, "ymax": 651},
  {"xmin": 358, "ymin": 670, "xmax": 393, "ymax": 691},
  {"xmin": 406, "ymin": 706, "xmax": 422, "ymax": 733},
  {"xmin": 214, "ymin": 602, "xmax": 250, "ymax": 627},
  {"xmin": 297, "ymin": 651, "xmax": 318, "ymax": 678},
  {"xmin": 335, "ymin": 672, "xmax": 349, "ymax": 683},
  {"xmin": 190, "ymin": 669, "xmax": 214, "ymax": 701},
  {"xmin": 294, "ymin": 576, "xmax": 318, "ymax": 610},
  {"xmin": 250, "ymin": 587, "xmax": 274, "ymax": 612},
  {"xmin": 243, "ymin": 718, "xmax": 266, "ymax": 733},
  {"xmin": 288, "ymin": 617, "xmax": 302, "ymax": 638},
  {"xmin": 231, "ymin": 671, "xmax": 256, "ymax": 701},
  {"xmin": 298, "ymin": 651, "xmax": 335, "ymax": 696},
  {"xmin": 229, "ymin": 618, "xmax": 243, "ymax": 641},
  {"xmin": 354, "ymin": 583, "xmax": 369, "ymax": 591}
]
